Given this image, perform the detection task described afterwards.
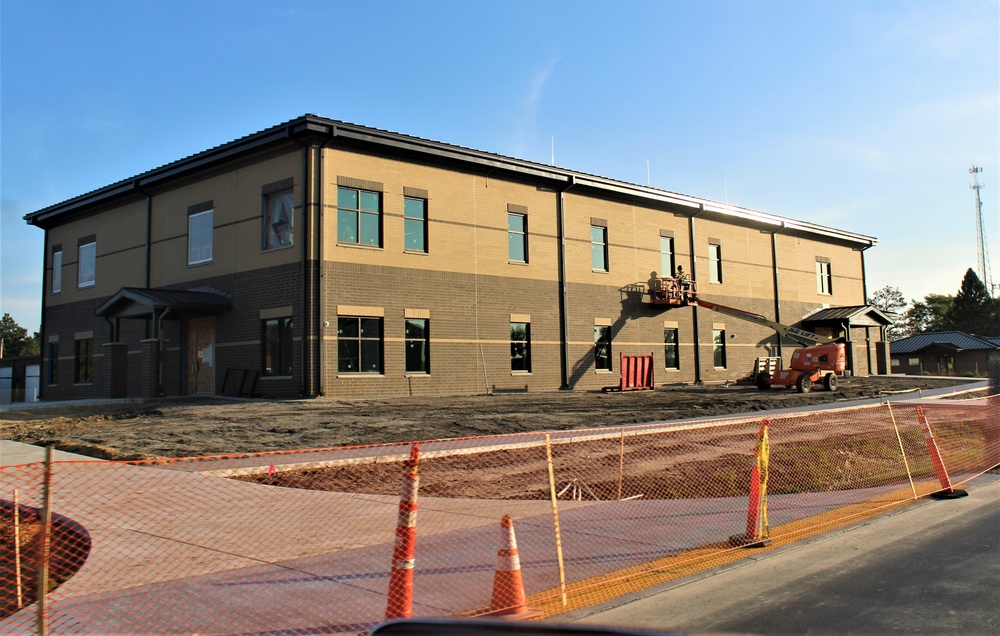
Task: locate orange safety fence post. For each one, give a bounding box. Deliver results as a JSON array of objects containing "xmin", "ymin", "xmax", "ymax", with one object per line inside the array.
[
  {"xmin": 484, "ymin": 515, "xmax": 542, "ymax": 620},
  {"xmin": 730, "ymin": 420, "xmax": 772, "ymax": 548},
  {"xmin": 915, "ymin": 406, "xmax": 968, "ymax": 499},
  {"xmin": 386, "ymin": 443, "xmax": 420, "ymax": 619}
]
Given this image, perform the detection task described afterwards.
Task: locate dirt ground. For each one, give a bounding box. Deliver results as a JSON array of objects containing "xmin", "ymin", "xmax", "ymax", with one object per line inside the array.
[{"xmin": 0, "ymin": 376, "xmax": 980, "ymax": 461}]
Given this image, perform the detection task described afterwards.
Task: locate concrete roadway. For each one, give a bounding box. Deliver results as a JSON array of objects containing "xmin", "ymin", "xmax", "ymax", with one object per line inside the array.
[{"xmin": 572, "ymin": 475, "xmax": 1000, "ymax": 635}]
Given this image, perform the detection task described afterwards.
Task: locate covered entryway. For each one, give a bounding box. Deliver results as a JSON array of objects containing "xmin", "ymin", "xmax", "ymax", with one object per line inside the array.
[
  {"xmin": 803, "ymin": 305, "xmax": 893, "ymax": 376},
  {"xmin": 95, "ymin": 287, "xmax": 231, "ymax": 397}
]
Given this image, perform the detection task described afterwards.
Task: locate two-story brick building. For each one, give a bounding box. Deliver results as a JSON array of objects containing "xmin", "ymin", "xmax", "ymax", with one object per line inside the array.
[{"xmin": 24, "ymin": 114, "xmax": 889, "ymax": 400}]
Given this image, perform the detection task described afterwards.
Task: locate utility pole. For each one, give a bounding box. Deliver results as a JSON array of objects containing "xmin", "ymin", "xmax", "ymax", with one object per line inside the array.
[{"xmin": 970, "ymin": 166, "xmax": 995, "ymax": 295}]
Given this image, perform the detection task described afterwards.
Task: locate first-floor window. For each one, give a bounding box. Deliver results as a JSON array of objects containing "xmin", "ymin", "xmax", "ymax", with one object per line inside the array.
[
  {"xmin": 510, "ymin": 322, "xmax": 531, "ymax": 372},
  {"xmin": 48, "ymin": 343, "xmax": 59, "ymax": 385},
  {"xmin": 405, "ymin": 318, "xmax": 430, "ymax": 373},
  {"xmin": 713, "ymin": 329, "xmax": 727, "ymax": 368},
  {"xmin": 262, "ymin": 317, "xmax": 294, "ymax": 376},
  {"xmin": 595, "ymin": 326, "xmax": 613, "ymax": 371},
  {"xmin": 663, "ymin": 328, "xmax": 679, "ymax": 370},
  {"xmin": 74, "ymin": 338, "xmax": 93, "ymax": 383},
  {"xmin": 338, "ymin": 316, "xmax": 383, "ymax": 373}
]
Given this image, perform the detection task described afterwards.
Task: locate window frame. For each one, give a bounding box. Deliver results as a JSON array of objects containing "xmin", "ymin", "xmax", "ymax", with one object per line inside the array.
[
  {"xmin": 74, "ymin": 338, "xmax": 93, "ymax": 384},
  {"xmin": 337, "ymin": 316, "xmax": 384, "ymax": 374},
  {"xmin": 510, "ymin": 322, "xmax": 532, "ymax": 373},
  {"xmin": 508, "ymin": 212, "xmax": 528, "ymax": 263},
  {"xmin": 816, "ymin": 260, "xmax": 833, "ymax": 295},
  {"xmin": 404, "ymin": 318, "xmax": 430, "ymax": 374},
  {"xmin": 712, "ymin": 329, "xmax": 727, "ymax": 368},
  {"xmin": 77, "ymin": 239, "xmax": 96, "ymax": 288},
  {"xmin": 663, "ymin": 328, "xmax": 680, "ymax": 370},
  {"xmin": 594, "ymin": 325, "xmax": 613, "ymax": 371},
  {"xmin": 404, "ymin": 196, "xmax": 428, "ymax": 253},
  {"xmin": 591, "ymin": 225, "xmax": 609, "ymax": 272},
  {"xmin": 261, "ymin": 317, "xmax": 294, "ymax": 377},
  {"xmin": 337, "ymin": 186, "xmax": 383, "ymax": 247},
  {"xmin": 51, "ymin": 247, "xmax": 62, "ymax": 294},
  {"xmin": 708, "ymin": 242, "xmax": 723, "ymax": 284},
  {"xmin": 660, "ymin": 235, "xmax": 675, "ymax": 278},
  {"xmin": 262, "ymin": 182, "xmax": 295, "ymax": 251},
  {"xmin": 187, "ymin": 208, "xmax": 214, "ymax": 265}
]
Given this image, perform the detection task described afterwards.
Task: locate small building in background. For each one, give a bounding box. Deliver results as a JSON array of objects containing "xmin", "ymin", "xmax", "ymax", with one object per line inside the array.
[
  {"xmin": 890, "ymin": 331, "xmax": 1000, "ymax": 376},
  {"xmin": 0, "ymin": 355, "xmax": 42, "ymax": 404}
]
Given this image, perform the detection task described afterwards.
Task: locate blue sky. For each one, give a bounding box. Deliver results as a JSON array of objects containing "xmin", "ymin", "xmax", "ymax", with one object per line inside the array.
[{"xmin": 2, "ymin": 0, "xmax": 997, "ymax": 334}]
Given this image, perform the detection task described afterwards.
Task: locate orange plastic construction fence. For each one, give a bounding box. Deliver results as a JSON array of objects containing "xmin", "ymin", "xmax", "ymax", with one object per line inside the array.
[{"xmin": 1, "ymin": 395, "xmax": 997, "ymax": 634}]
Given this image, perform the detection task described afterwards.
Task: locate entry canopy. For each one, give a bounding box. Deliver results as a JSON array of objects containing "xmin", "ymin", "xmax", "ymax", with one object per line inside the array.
[
  {"xmin": 802, "ymin": 305, "xmax": 893, "ymax": 329},
  {"xmin": 95, "ymin": 287, "xmax": 232, "ymax": 320}
]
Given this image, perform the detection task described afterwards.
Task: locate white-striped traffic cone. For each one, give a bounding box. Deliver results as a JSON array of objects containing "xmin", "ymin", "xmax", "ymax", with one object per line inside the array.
[{"xmin": 486, "ymin": 515, "xmax": 541, "ymax": 619}]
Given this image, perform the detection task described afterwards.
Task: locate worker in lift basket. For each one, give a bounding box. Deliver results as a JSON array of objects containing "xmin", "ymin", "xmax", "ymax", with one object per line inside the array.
[{"xmin": 675, "ymin": 266, "xmax": 691, "ymax": 290}]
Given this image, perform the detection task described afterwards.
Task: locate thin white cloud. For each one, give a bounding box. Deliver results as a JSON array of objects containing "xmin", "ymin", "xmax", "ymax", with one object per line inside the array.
[{"xmin": 509, "ymin": 56, "xmax": 560, "ymax": 160}]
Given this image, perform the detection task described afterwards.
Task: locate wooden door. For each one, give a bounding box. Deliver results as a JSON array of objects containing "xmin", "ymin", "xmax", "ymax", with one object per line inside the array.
[{"xmin": 186, "ymin": 317, "xmax": 216, "ymax": 395}]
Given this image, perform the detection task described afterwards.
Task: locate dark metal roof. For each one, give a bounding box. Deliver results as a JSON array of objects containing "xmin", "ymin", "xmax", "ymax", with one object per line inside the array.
[
  {"xmin": 889, "ymin": 331, "xmax": 1000, "ymax": 354},
  {"xmin": 803, "ymin": 305, "xmax": 894, "ymax": 325},
  {"xmin": 22, "ymin": 114, "xmax": 879, "ymax": 248},
  {"xmin": 94, "ymin": 287, "xmax": 232, "ymax": 319}
]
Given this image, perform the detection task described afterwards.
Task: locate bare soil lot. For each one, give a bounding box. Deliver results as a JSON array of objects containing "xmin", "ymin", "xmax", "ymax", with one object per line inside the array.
[{"xmin": 0, "ymin": 377, "xmax": 979, "ymax": 460}]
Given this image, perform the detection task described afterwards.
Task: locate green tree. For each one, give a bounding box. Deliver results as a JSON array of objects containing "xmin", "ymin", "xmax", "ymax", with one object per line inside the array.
[
  {"xmin": 941, "ymin": 269, "xmax": 1000, "ymax": 335},
  {"xmin": 898, "ymin": 294, "xmax": 954, "ymax": 337},
  {"xmin": 868, "ymin": 285, "xmax": 908, "ymax": 340},
  {"xmin": 0, "ymin": 313, "xmax": 40, "ymax": 357}
]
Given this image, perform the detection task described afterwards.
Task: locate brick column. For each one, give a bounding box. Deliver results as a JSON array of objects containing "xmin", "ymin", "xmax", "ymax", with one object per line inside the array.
[
  {"xmin": 140, "ymin": 339, "xmax": 160, "ymax": 398},
  {"xmin": 103, "ymin": 342, "xmax": 128, "ymax": 398}
]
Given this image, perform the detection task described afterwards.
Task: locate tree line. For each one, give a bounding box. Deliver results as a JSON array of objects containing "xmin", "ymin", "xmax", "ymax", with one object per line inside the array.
[{"xmin": 869, "ymin": 268, "xmax": 1000, "ymax": 341}]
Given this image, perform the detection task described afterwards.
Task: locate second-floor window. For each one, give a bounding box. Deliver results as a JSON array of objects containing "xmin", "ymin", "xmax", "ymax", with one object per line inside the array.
[
  {"xmin": 188, "ymin": 208, "xmax": 214, "ymax": 265},
  {"xmin": 591, "ymin": 226, "xmax": 609, "ymax": 271},
  {"xmin": 708, "ymin": 242, "xmax": 723, "ymax": 284},
  {"xmin": 404, "ymin": 197, "xmax": 428, "ymax": 252},
  {"xmin": 51, "ymin": 247, "xmax": 62, "ymax": 294},
  {"xmin": 508, "ymin": 213, "xmax": 527, "ymax": 262},
  {"xmin": 660, "ymin": 235, "xmax": 675, "ymax": 277},
  {"xmin": 78, "ymin": 239, "xmax": 96, "ymax": 288},
  {"xmin": 338, "ymin": 186, "xmax": 382, "ymax": 247},
  {"xmin": 263, "ymin": 183, "xmax": 294, "ymax": 250},
  {"xmin": 816, "ymin": 260, "xmax": 833, "ymax": 294}
]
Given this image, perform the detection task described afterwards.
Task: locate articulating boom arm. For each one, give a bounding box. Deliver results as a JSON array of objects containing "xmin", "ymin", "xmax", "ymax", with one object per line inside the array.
[{"xmin": 694, "ymin": 299, "xmax": 832, "ymax": 346}]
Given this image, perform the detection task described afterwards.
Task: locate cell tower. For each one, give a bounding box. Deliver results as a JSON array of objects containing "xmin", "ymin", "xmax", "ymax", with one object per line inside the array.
[{"xmin": 970, "ymin": 166, "xmax": 994, "ymax": 295}]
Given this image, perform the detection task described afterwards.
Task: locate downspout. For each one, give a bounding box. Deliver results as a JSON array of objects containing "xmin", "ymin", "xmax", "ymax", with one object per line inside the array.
[
  {"xmin": 557, "ymin": 175, "xmax": 576, "ymax": 389},
  {"xmin": 312, "ymin": 132, "xmax": 335, "ymax": 397},
  {"xmin": 688, "ymin": 205, "xmax": 704, "ymax": 384},
  {"xmin": 39, "ymin": 229, "xmax": 49, "ymax": 400},
  {"xmin": 770, "ymin": 223, "xmax": 785, "ymax": 358},
  {"xmin": 857, "ymin": 241, "xmax": 875, "ymax": 376},
  {"xmin": 299, "ymin": 141, "xmax": 312, "ymax": 397}
]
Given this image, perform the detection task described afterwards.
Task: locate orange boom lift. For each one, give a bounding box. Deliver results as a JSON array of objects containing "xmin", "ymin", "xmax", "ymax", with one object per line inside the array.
[{"xmin": 648, "ymin": 276, "xmax": 845, "ymax": 393}]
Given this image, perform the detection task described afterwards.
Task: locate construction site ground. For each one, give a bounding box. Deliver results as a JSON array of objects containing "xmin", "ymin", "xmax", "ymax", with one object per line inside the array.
[{"xmin": 0, "ymin": 376, "xmax": 981, "ymax": 460}]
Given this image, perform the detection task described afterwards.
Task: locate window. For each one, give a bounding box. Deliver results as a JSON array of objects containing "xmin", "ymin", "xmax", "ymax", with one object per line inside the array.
[
  {"xmin": 708, "ymin": 242, "xmax": 723, "ymax": 284},
  {"xmin": 337, "ymin": 187, "xmax": 382, "ymax": 246},
  {"xmin": 262, "ymin": 317, "xmax": 294, "ymax": 376},
  {"xmin": 508, "ymin": 213, "xmax": 527, "ymax": 262},
  {"xmin": 713, "ymin": 329, "xmax": 727, "ymax": 368},
  {"xmin": 263, "ymin": 185, "xmax": 294, "ymax": 250},
  {"xmin": 74, "ymin": 338, "xmax": 93, "ymax": 383},
  {"xmin": 48, "ymin": 343, "xmax": 59, "ymax": 385},
  {"xmin": 510, "ymin": 322, "xmax": 531, "ymax": 372},
  {"xmin": 660, "ymin": 235, "xmax": 675, "ymax": 277},
  {"xmin": 591, "ymin": 226, "xmax": 609, "ymax": 271},
  {"xmin": 908, "ymin": 357, "xmax": 920, "ymax": 366},
  {"xmin": 51, "ymin": 247, "xmax": 62, "ymax": 294},
  {"xmin": 78, "ymin": 239, "xmax": 96, "ymax": 288},
  {"xmin": 595, "ymin": 326, "xmax": 613, "ymax": 371},
  {"xmin": 405, "ymin": 318, "xmax": 430, "ymax": 373},
  {"xmin": 891, "ymin": 359, "xmax": 900, "ymax": 368},
  {"xmin": 188, "ymin": 208, "xmax": 214, "ymax": 265},
  {"xmin": 816, "ymin": 260, "xmax": 832, "ymax": 295},
  {"xmin": 663, "ymin": 328, "xmax": 679, "ymax": 370},
  {"xmin": 404, "ymin": 197, "xmax": 428, "ymax": 252},
  {"xmin": 338, "ymin": 317, "xmax": 383, "ymax": 373}
]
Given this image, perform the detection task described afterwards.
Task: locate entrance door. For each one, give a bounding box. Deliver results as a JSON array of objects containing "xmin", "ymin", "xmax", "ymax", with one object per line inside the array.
[{"xmin": 186, "ymin": 317, "xmax": 216, "ymax": 395}]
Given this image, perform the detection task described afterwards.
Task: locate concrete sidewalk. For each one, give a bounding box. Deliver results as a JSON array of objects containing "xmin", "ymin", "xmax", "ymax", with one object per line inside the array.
[{"xmin": 572, "ymin": 474, "xmax": 1000, "ymax": 634}]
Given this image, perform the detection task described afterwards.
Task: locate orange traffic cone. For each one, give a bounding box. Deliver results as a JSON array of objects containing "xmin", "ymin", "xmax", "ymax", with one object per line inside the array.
[{"xmin": 486, "ymin": 515, "xmax": 542, "ymax": 620}]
